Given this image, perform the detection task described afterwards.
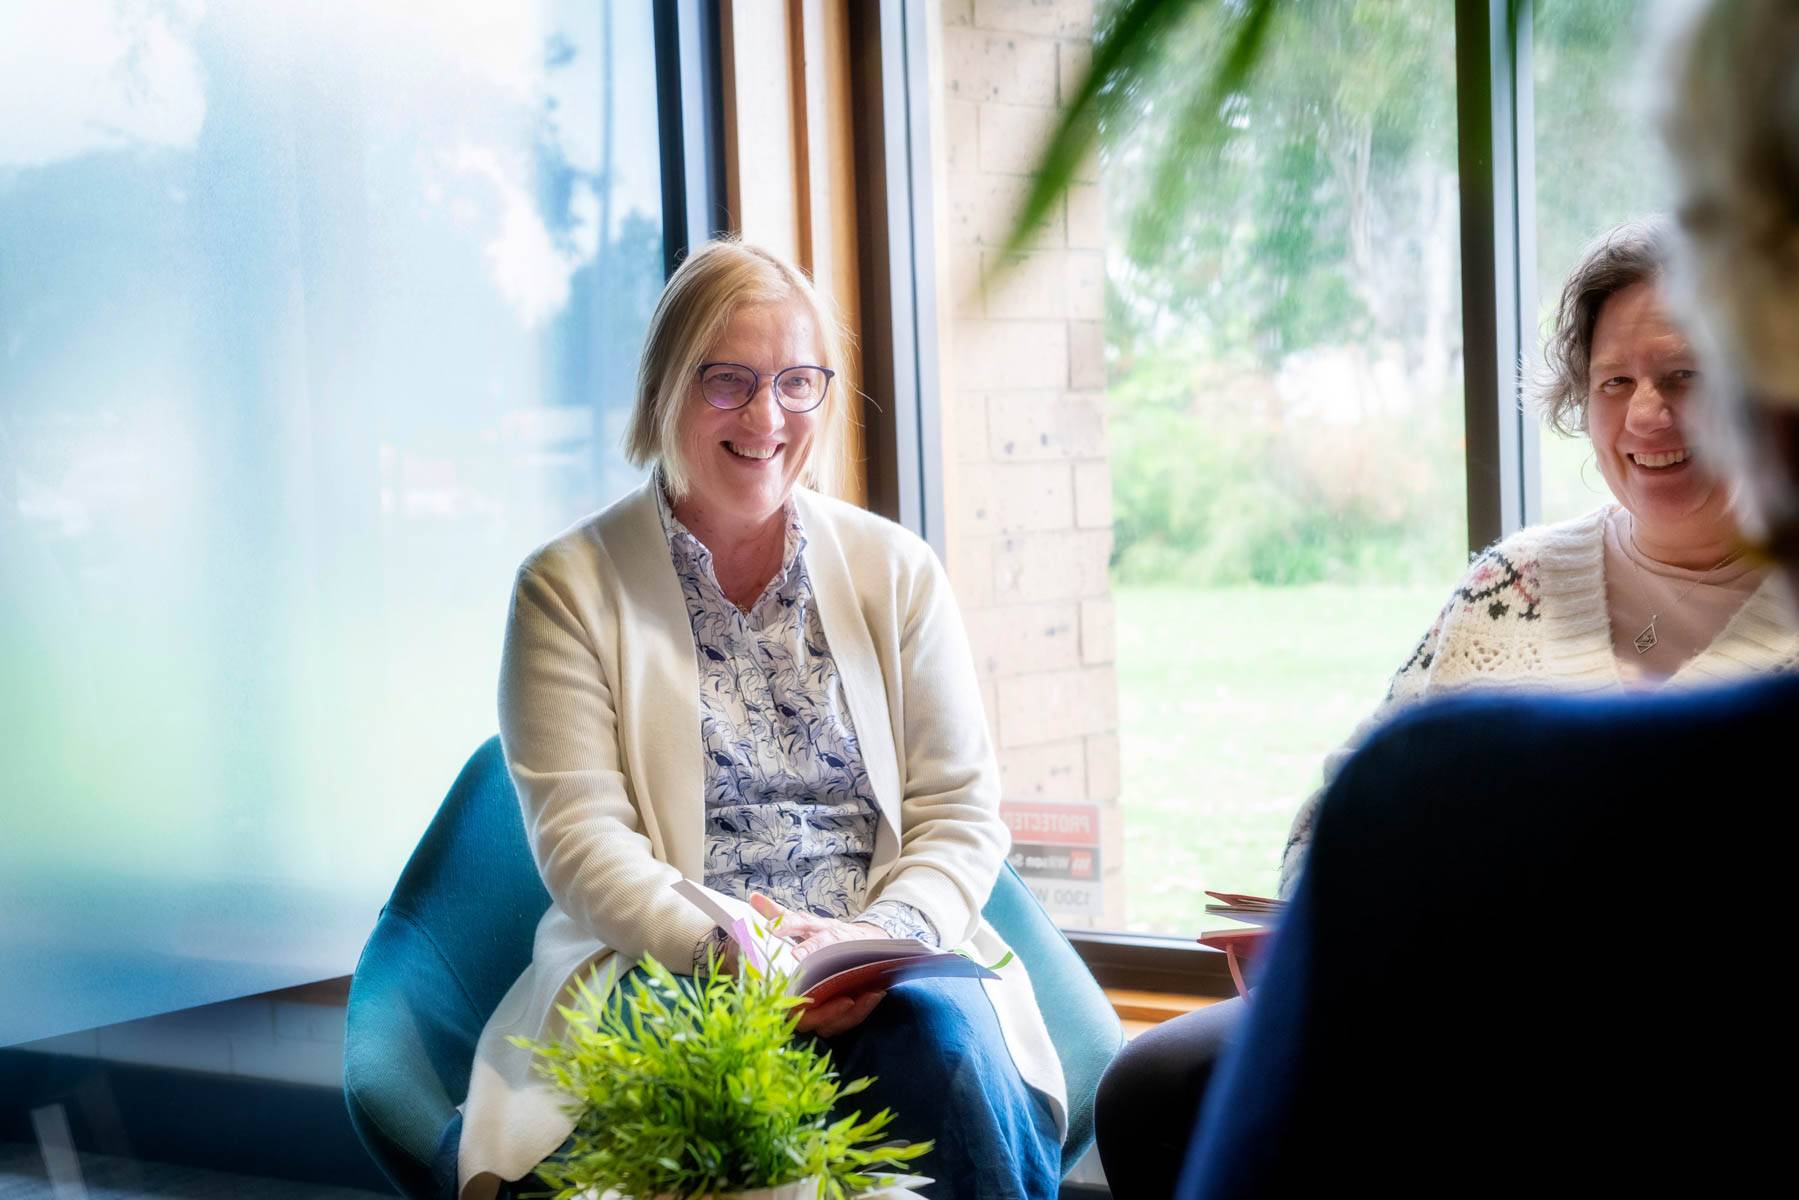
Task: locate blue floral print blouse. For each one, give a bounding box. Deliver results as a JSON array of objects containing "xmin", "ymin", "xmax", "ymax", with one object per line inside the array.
[{"xmin": 656, "ymin": 490, "xmax": 938, "ymax": 962}]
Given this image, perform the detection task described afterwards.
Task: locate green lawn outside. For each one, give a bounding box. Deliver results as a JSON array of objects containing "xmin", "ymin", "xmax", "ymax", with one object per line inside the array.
[{"xmin": 1113, "ymin": 582, "xmax": 1451, "ymax": 934}]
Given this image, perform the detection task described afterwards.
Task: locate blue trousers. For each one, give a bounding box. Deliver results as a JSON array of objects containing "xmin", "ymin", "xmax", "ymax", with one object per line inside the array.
[
  {"xmin": 435, "ymin": 976, "xmax": 1060, "ymax": 1200},
  {"xmin": 814, "ymin": 978, "xmax": 1061, "ymax": 1200}
]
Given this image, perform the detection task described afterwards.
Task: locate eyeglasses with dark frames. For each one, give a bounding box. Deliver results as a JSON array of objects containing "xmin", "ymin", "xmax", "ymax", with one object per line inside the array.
[{"xmin": 696, "ymin": 362, "xmax": 834, "ymax": 413}]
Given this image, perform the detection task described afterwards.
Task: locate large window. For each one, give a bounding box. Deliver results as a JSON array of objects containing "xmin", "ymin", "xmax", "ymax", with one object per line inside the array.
[
  {"xmin": 0, "ymin": 0, "xmax": 670, "ymax": 1044},
  {"xmin": 1532, "ymin": 0, "xmax": 1675, "ymax": 523},
  {"xmin": 1102, "ymin": 1, "xmax": 1467, "ymax": 933}
]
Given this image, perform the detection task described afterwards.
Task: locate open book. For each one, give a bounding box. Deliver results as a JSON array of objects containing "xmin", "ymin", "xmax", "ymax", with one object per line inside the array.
[{"xmin": 671, "ymin": 880, "xmax": 1000, "ymax": 1005}]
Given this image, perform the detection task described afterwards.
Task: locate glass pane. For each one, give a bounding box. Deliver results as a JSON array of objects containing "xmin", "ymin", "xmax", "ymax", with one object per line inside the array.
[
  {"xmin": 1532, "ymin": 0, "xmax": 1674, "ymax": 523},
  {"xmin": 1102, "ymin": 0, "xmax": 1466, "ymax": 933},
  {"xmin": 0, "ymin": 0, "xmax": 666, "ymax": 1044}
]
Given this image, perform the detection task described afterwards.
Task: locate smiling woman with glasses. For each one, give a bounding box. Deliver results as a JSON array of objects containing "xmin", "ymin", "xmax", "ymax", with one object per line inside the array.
[{"xmin": 448, "ymin": 239, "xmax": 1066, "ymax": 1200}]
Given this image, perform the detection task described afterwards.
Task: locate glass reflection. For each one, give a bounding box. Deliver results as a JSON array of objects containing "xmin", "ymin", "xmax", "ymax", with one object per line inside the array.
[{"xmin": 0, "ymin": 0, "xmax": 665, "ymax": 1044}]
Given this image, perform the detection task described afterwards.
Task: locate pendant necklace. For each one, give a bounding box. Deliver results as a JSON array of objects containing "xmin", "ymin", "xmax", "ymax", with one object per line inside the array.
[{"xmin": 1624, "ymin": 524, "xmax": 1743, "ymax": 654}]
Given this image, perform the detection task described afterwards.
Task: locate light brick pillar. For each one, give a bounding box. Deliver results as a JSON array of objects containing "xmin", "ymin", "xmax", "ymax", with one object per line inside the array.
[{"xmin": 931, "ymin": 0, "xmax": 1122, "ymax": 928}]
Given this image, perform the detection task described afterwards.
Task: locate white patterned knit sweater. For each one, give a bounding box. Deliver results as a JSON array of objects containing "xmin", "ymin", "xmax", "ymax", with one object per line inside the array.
[{"xmin": 1278, "ymin": 506, "xmax": 1799, "ymax": 895}]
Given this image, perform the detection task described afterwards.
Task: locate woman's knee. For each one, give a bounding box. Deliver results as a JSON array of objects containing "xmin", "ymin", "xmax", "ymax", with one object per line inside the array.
[
  {"xmin": 852, "ymin": 985, "xmax": 985, "ymax": 1057},
  {"xmin": 831, "ymin": 980, "xmax": 1040, "ymax": 1111},
  {"xmin": 1098, "ymin": 998, "xmax": 1246, "ymax": 1125}
]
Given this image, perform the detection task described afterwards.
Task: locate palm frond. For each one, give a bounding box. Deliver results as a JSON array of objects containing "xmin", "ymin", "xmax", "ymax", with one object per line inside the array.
[
  {"xmin": 996, "ymin": 0, "xmax": 1278, "ymax": 267},
  {"xmin": 1137, "ymin": 0, "xmax": 1279, "ymax": 253}
]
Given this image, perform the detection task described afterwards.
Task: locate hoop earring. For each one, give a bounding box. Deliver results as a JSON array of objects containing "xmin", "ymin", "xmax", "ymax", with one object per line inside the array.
[{"xmin": 1579, "ymin": 452, "xmax": 1601, "ymax": 494}]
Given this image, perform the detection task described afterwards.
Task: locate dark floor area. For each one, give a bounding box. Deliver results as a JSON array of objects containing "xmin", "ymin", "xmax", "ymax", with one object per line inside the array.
[{"xmin": 0, "ymin": 1144, "xmax": 390, "ymax": 1200}]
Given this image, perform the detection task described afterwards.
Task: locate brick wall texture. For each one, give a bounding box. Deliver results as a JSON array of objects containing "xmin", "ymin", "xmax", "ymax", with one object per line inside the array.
[{"xmin": 938, "ymin": 0, "xmax": 1123, "ymax": 927}]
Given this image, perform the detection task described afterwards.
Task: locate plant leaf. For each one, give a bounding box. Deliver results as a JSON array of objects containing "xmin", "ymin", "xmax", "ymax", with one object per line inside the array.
[{"xmin": 996, "ymin": 0, "xmax": 1277, "ymax": 267}]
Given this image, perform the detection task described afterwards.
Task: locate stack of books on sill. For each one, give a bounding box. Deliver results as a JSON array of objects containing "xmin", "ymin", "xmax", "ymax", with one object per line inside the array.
[
  {"xmin": 1197, "ymin": 891, "xmax": 1285, "ymax": 943},
  {"xmin": 1198, "ymin": 892, "xmax": 1286, "ymax": 996}
]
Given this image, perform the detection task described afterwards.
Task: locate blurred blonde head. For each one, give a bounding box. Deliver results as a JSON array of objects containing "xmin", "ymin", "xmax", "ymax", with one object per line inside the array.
[
  {"xmin": 1659, "ymin": 0, "xmax": 1799, "ymax": 558},
  {"xmin": 624, "ymin": 239, "xmax": 851, "ymax": 500}
]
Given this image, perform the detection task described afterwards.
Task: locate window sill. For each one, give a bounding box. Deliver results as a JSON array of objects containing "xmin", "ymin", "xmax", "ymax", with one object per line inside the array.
[
  {"xmin": 1070, "ymin": 930, "xmax": 1241, "ymax": 998},
  {"xmin": 1106, "ymin": 987, "xmax": 1222, "ymax": 1039}
]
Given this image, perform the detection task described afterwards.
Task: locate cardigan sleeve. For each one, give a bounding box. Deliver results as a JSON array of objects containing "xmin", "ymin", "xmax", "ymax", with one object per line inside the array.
[
  {"xmin": 1276, "ymin": 594, "xmax": 1456, "ymax": 897},
  {"xmin": 498, "ymin": 562, "xmax": 714, "ymax": 968},
  {"xmin": 863, "ymin": 545, "xmax": 1012, "ymax": 949}
]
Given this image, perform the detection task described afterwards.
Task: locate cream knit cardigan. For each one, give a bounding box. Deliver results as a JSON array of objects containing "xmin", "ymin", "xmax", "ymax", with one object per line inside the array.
[
  {"xmin": 456, "ymin": 482, "xmax": 1064, "ymax": 1200},
  {"xmin": 1279, "ymin": 506, "xmax": 1799, "ymax": 894}
]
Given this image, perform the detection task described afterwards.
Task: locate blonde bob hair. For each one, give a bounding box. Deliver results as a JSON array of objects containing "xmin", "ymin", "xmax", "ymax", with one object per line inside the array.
[{"xmin": 623, "ymin": 238, "xmax": 851, "ymax": 499}]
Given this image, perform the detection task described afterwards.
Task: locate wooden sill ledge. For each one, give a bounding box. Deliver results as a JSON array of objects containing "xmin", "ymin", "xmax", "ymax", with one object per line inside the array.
[{"xmin": 1107, "ymin": 987, "xmax": 1220, "ymax": 1039}]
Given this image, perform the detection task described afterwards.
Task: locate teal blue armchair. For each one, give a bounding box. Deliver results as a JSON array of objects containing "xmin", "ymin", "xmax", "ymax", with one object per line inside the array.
[{"xmin": 344, "ymin": 738, "xmax": 1122, "ymax": 1198}]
